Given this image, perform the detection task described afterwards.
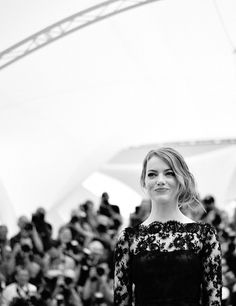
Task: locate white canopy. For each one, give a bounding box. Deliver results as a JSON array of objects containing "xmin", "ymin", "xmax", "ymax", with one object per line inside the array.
[{"xmin": 0, "ymin": 0, "xmax": 235, "ymax": 234}]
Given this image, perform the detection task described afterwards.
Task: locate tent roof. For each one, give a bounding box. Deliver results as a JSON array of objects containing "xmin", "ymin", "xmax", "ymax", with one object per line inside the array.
[
  {"xmin": 109, "ymin": 139, "xmax": 236, "ymax": 164},
  {"xmin": 0, "ymin": 0, "xmax": 236, "ymax": 234}
]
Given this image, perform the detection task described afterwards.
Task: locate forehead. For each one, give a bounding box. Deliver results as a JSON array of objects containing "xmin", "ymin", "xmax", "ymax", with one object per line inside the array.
[{"xmin": 146, "ymin": 155, "xmax": 171, "ymax": 171}]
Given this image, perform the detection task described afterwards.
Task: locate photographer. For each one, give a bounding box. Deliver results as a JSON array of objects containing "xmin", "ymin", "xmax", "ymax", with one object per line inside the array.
[
  {"xmin": 80, "ymin": 200, "xmax": 98, "ymax": 230},
  {"xmin": 82, "ymin": 261, "xmax": 113, "ymax": 306},
  {"xmin": 81, "ymin": 240, "xmax": 113, "ymax": 306},
  {"xmin": 129, "ymin": 200, "xmax": 151, "ymax": 227},
  {"xmin": 42, "ymin": 238, "xmax": 79, "ymax": 281},
  {"xmin": 10, "ymin": 216, "xmax": 44, "ymax": 255},
  {"xmin": 63, "ymin": 239, "xmax": 83, "ymax": 265},
  {"xmin": 201, "ymin": 195, "xmax": 223, "ymax": 229},
  {"xmin": 67, "ymin": 210, "xmax": 95, "ymax": 249},
  {"xmin": 98, "ymin": 193, "xmax": 122, "ymax": 226},
  {"xmin": 0, "ymin": 225, "xmax": 14, "ymax": 283},
  {"xmin": 51, "ymin": 269, "xmax": 83, "ymax": 306},
  {"xmin": 1, "ymin": 266, "xmax": 37, "ymax": 306},
  {"xmin": 31, "ymin": 208, "xmax": 52, "ymax": 251},
  {"xmin": 7, "ymin": 230, "xmax": 43, "ymax": 288}
]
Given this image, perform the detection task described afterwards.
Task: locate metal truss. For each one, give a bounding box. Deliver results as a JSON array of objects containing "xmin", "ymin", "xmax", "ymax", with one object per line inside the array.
[{"xmin": 0, "ymin": 0, "xmax": 160, "ymax": 71}]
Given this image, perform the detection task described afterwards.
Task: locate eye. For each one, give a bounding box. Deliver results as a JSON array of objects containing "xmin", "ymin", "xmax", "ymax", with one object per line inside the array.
[
  {"xmin": 147, "ymin": 172, "xmax": 156, "ymax": 178},
  {"xmin": 166, "ymin": 171, "xmax": 175, "ymax": 176}
]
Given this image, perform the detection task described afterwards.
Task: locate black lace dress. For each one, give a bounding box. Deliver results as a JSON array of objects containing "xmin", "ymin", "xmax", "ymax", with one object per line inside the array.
[{"xmin": 114, "ymin": 221, "xmax": 222, "ymax": 306}]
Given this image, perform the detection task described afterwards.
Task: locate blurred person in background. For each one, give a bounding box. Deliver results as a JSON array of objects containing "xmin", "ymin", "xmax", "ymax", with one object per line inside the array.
[
  {"xmin": 95, "ymin": 215, "xmax": 114, "ymax": 248},
  {"xmin": 67, "ymin": 208, "xmax": 95, "ymax": 248},
  {"xmin": 114, "ymin": 147, "xmax": 222, "ymax": 306},
  {"xmin": 224, "ymin": 236, "xmax": 236, "ymax": 279},
  {"xmin": 230, "ymin": 207, "xmax": 236, "ymax": 233},
  {"xmin": 1, "ymin": 266, "xmax": 37, "ymax": 306},
  {"xmin": 49, "ymin": 269, "xmax": 83, "ymax": 306},
  {"xmin": 82, "ymin": 261, "xmax": 113, "ymax": 306},
  {"xmin": 80, "ymin": 200, "xmax": 98, "ymax": 230},
  {"xmin": 10, "ymin": 216, "xmax": 44, "ymax": 256},
  {"xmin": 42, "ymin": 238, "xmax": 76, "ymax": 273},
  {"xmin": 41, "ymin": 240, "xmax": 83, "ymax": 305},
  {"xmin": 201, "ymin": 195, "xmax": 223, "ymax": 229},
  {"xmin": 129, "ymin": 199, "xmax": 151, "ymax": 227},
  {"xmin": 0, "ymin": 225, "xmax": 8, "ymax": 250},
  {"xmin": 9, "ymin": 237, "xmax": 42, "ymax": 287},
  {"xmin": 221, "ymin": 257, "xmax": 236, "ymax": 306},
  {"xmin": 0, "ymin": 225, "xmax": 14, "ymax": 284},
  {"xmin": 98, "ymin": 193, "xmax": 122, "ymax": 229},
  {"xmin": 31, "ymin": 207, "xmax": 52, "ymax": 252},
  {"xmin": 82, "ymin": 239, "xmax": 113, "ymax": 306}
]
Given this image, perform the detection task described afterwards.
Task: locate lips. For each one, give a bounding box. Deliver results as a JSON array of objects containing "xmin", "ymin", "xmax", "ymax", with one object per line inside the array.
[{"xmin": 155, "ymin": 188, "xmax": 169, "ymax": 191}]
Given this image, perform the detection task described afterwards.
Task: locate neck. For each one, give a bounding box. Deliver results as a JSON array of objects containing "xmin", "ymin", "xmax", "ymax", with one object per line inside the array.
[{"xmin": 146, "ymin": 200, "xmax": 184, "ymax": 223}]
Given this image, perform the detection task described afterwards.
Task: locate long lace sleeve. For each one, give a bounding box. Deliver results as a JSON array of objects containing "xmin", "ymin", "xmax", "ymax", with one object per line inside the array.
[
  {"xmin": 114, "ymin": 228, "xmax": 133, "ymax": 306},
  {"xmin": 202, "ymin": 224, "xmax": 222, "ymax": 305}
]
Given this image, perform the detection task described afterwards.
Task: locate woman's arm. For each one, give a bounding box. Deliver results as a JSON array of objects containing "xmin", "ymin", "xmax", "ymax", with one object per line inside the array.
[
  {"xmin": 114, "ymin": 228, "xmax": 133, "ymax": 306},
  {"xmin": 202, "ymin": 224, "xmax": 222, "ymax": 305}
]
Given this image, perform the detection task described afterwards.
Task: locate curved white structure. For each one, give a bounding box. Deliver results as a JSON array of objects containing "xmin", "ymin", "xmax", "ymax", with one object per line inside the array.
[{"xmin": 0, "ymin": 0, "xmax": 160, "ymax": 70}]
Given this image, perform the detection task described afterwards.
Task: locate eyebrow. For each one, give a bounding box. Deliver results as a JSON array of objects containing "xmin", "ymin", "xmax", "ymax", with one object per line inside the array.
[{"xmin": 147, "ymin": 168, "xmax": 172, "ymax": 172}]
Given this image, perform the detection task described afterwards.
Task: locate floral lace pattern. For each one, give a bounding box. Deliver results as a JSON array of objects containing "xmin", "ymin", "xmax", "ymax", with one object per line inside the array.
[{"xmin": 114, "ymin": 221, "xmax": 222, "ymax": 306}]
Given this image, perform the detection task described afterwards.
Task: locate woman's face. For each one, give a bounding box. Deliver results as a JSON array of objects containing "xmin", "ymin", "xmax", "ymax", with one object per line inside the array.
[{"xmin": 144, "ymin": 156, "xmax": 179, "ymax": 204}]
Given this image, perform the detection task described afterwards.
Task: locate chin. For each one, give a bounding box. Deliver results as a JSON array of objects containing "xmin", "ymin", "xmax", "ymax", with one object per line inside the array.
[{"xmin": 152, "ymin": 195, "xmax": 170, "ymax": 204}]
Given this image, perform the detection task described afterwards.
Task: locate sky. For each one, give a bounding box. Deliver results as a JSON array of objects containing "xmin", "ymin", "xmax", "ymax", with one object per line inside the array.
[{"xmin": 0, "ymin": 0, "xmax": 235, "ymax": 233}]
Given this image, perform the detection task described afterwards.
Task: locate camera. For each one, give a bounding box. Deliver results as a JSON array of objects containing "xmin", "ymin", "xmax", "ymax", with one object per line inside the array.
[
  {"xmin": 9, "ymin": 297, "xmax": 30, "ymax": 306},
  {"xmin": 57, "ymin": 282, "xmax": 72, "ymax": 304},
  {"xmin": 65, "ymin": 240, "xmax": 81, "ymax": 255},
  {"xmin": 81, "ymin": 200, "xmax": 93, "ymax": 213},
  {"xmin": 77, "ymin": 248, "xmax": 92, "ymax": 286},
  {"xmin": 94, "ymin": 292, "xmax": 105, "ymax": 304},
  {"xmin": 21, "ymin": 243, "xmax": 32, "ymax": 253},
  {"xmin": 90, "ymin": 266, "xmax": 106, "ymax": 282},
  {"xmin": 97, "ymin": 224, "xmax": 107, "ymax": 234},
  {"xmin": 64, "ymin": 277, "xmax": 72, "ymax": 286},
  {"xmin": 96, "ymin": 266, "xmax": 105, "ymax": 277},
  {"xmin": 77, "ymin": 264, "xmax": 90, "ymax": 287},
  {"xmin": 9, "ymin": 295, "xmax": 40, "ymax": 306},
  {"xmin": 81, "ymin": 202, "xmax": 89, "ymax": 212},
  {"xmin": 55, "ymin": 294, "xmax": 64, "ymax": 306},
  {"xmin": 24, "ymin": 222, "xmax": 33, "ymax": 231}
]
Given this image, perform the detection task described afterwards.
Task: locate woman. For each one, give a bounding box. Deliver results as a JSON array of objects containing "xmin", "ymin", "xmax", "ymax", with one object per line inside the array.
[{"xmin": 114, "ymin": 147, "xmax": 222, "ymax": 306}]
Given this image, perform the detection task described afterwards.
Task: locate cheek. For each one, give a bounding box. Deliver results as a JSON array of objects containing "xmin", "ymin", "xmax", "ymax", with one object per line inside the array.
[
  {"xmin": 144, "ymin": 179, "xmax": 155, "ymax": 191},
  {"xmin": 172, "ymin": 179, "xmax": 180, "ymax": 194},
  {"xmin": 172, "ymin": 178, "xmax": 179, "ymax": 187}
]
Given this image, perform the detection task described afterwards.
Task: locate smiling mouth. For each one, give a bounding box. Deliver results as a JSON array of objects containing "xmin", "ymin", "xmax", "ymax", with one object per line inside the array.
[{"xmin": 155, "ymin": 188, "xmax": 169, "ymax": 191}]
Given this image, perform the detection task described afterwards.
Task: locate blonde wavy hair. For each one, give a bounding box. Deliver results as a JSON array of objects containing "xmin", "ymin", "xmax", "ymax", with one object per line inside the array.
[{"xmin": 140, "ymin": 147, "xmax": 201, "ymax": 208}]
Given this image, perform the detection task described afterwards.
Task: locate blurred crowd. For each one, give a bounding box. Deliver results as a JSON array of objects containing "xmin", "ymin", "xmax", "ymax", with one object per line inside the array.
[
  {"xmin": 0, "ymin": 193, "xmax": 236, "ymax": 305},
  {"xmin": 0, "ymin": 192, "xmax": 122, "ymax": 306}
]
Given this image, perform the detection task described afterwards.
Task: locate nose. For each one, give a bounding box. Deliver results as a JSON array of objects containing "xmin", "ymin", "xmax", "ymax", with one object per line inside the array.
[{"xmin": 156, "ymin": 173, "xmax": 166, "ymax": 185}]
